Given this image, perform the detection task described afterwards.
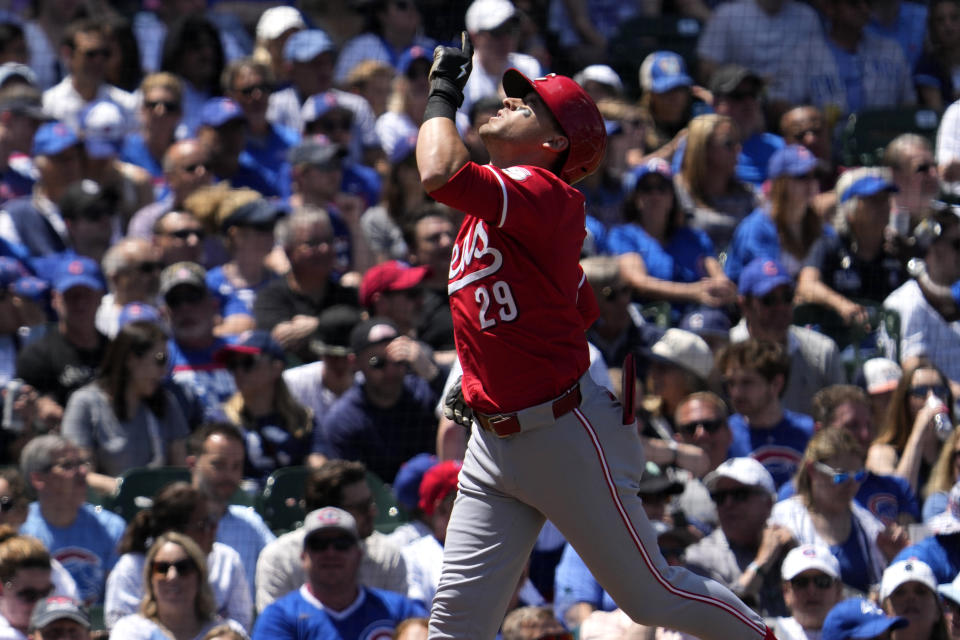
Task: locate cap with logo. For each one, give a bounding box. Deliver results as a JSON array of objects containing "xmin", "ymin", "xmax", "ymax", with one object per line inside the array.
[
  {"xmin": 821, "ymin": 598, "xmax": 907, "ymax": 640},
  {"xmin": 703, "ymin": 457, "xmax": 776, "ymax": 497},
  {"xmin": 349, "ymin": 317, "xmax": 400, "ymax": 354},
  {"xmin": 32, "ymin": 121, "xmax": 80, "ymax": 157},
  {"xmin": 215, "ymin": 330, "xmax": 286, "ymax": 364},
  {"xmin": 78, "ymin": 100, "xmax": 125, "ymax": 158},
  {"xmin": 54, "ymin": 256, "xmax": 104, "ymax": 294},
  {"xmin": 159, "ymin": 261, "xmax": 207, "ymax": 299},
  {"xmin": 29, "ymin": 596, "xmax": 90, "ymax": 631},
  {"xmin": 781, "ymin": 544, "xmax": 840, "ymax": 581},
  {"xmin": 738, "ymin": 257, "xmax": 792, "ymax": 297},
  {"xmin": 639, "ymin": 52, "xmax": 693, "ymax": 94},
  {"xmin": 199, "ymin": 98, "xmax": 245, "ymax": 129},
  {"xmin": 880, "ymin": 558, "xmax": 937, "ymax": 601},
  {"xmin": 302, "ymin": 506, "xmax": 359, "ymax": 543},
  {"xmin": 284, "ymin": 29, "xmax": 335, "ymax": 63}
]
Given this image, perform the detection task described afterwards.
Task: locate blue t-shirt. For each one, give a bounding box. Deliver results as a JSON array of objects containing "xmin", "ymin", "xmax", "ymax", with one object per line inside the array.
[
  {"xmin": 168, "ymin": 337, "xmax": 236, "ymax": 422},
  {"xmin": 778, "ymin": 472, "xmax": 919, "ymax": 526},
  {"xmin": 21, "ymin": 502, "xmax": 126, "ymax": 606},
  {"xmin": 671, "ymin": 132, "xmax": 784, "ymax": 187},
  {"xmin": 251, "ymin": 585, "xmax": 426, "ymax": 640},
  {"xmin": 553, "ymin": 543, "xmax": 617, "ymax": 622},
  {"xmin": 827, "ymin": 41, "xmax": 866, "ymax": 114},
  {"xmin": 120, "ymin": 132, "xmax": 163, "ymax": 179},
  {"xmin": 727, "ymin": 410, "xmax": 815, "ymax": 489},
  {"xmin": 244, "ymin": 123, "xmax": 299, "ymax": 200},
  {"xmin": 724, "ymin": 208, "xmax": 780, "ymax": 283},
  {"xmin": 831, "ymin": 516, "xmax": 875, "ymax": 593},
  {"xmin": 893, "ymin": 534, "xmax": 960, "ymax": 584},
  {"xmin": 867, "ymin": 1, "xmax": 927, "ymax": 68},
  {"xmin": 606, "ymin": 224, "xmax": 715, "ymax": 284},
  {"xmin": 206, "ymin": 266, "xmax": 280, "ymax": 320}
]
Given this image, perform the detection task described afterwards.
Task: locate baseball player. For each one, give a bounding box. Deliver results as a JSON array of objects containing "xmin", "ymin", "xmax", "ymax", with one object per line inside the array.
[{"xmin": 416, "ymin": 33, "xmax": 776, "ymax": 640}]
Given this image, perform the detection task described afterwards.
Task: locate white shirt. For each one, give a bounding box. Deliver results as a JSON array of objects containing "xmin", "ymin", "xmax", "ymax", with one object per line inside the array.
[
  {"xmin": 401, "ymin": 533, "xmax": 444, "ymax": 606},
  {"xmin": 42, "ymin": 77, "xmax": 137, "ymax": 135},
  {"xmin": 883, "ymin": 279, "xmax": 960, "ymax": 382},
  {"xmin": 938, "ymin": 99, "xmax": 960, "ymax": 165}
]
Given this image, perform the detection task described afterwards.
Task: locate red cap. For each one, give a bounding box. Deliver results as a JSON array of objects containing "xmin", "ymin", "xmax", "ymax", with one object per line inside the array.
[
  {"xmin": 359, "ymin": 260, "xmax": 430, "ymax": 308},
  {"xmin": 418, "ymin": 460, "xmax": 462, "ymax": 516}
]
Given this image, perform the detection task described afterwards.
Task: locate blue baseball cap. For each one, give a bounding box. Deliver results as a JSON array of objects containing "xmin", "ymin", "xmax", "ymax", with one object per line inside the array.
[
  {"xmin": 680, "ymin": 307, "xmax": 731, "ymax": 337},
  {"xmin": 32, "ymin": 121, "xmax": 79, "ymax": 157},
  {"xmin": 117, "ymin": 302, "xmax": 163, "ymax": 329},
  {"xmin": 215, "ymin": 329, "xmax": 286, "ymax": 364},
  {"xmin": 12, "ymin": 275, "xmax": 49, "ymax": 302},
  {"xmin": 821, "ymin": 598, "xmax": 908, "ymax": 640},
  {"xmin": 301, "ymin": 92, "xmax": 351, "ymax": 126},
  {"xmin": 53, "ymin": 256, "xmax": 104, "ymax": 294},
  {"xmin": 738, "ymin": 257, "xmax": 792, "ymax": 297},
  {"xmin": 389, "ymin": 134, "xmax": 418, "ymax": 165},
  {"xmin": 393, "ymin": 453, "xmax": 438, "ymax": 512},
  {"xmin": 622, "ymin": 158, "xmax": 673, "ymax": 194},
  {"xmin": 0, "ymin": 256, "xmax": 26, "ymax": 288},
  {"xmin": 199, "ymin": 98, "xmax": 245, "ymax": 128},
  {"xmin": 283, "ymin": 29, "xmax": 335, "ymax": 63},
  {"xmin": 767, "ymin": 144, "xmax": 819, "ymax": 180},
  {"xmin": 78, "ymin": 100, "xmax": 124, "ymax": 158},
  {"xmin": 640, "ymin": 51, "xmax": 693, "ymax": 94},
  {"xmin": 839, "ymin": 175, "xmax": 898, "ymax": 203},
  {"xmin": 398, "ymin": 45, "xmax": 431, "ymax": 75}
]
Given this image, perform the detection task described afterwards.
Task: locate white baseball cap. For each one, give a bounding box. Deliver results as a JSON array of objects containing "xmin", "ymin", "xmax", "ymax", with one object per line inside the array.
[
  {"xmin": 880, "ymin": 559, "xmax": 937, "ymax": 601},
  {"xmin": 939, "ymin": 572, "xmax": 960, "ymax": 606},
  {"xmin": 465, "ymin": 0, "xmax": 516, "ymax": 33},
  {"xmin": 256, "ymin": 6, "xmax": 306, "ymax": 41},
  {"xmin": 861, "ymin": 358, "xmax": 902, "ymax": 395},
  {"xmin": 649, "ymin": 328, "xmax": 714, "ymax": 382},
  {"xmin": 573, "ymin": 65, "xmax": 623, "ymax": 93},
  {"xmin": 703, "ymin": 457, "xmax": 776, "ymax": 497},
  {"xmin": 781, "ymin": 544, "xmax": 840, "ymax": 581}
]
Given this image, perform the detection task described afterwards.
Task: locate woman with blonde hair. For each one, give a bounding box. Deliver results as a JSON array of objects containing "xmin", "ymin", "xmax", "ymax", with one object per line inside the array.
[
  {"xmin": 769, "ymin": 428, "xmax": 896, "ymax": 594},
  {"xmin": 216, "ymin": 331, "xmax": 315, "ymax": 482},
  {"xmin": 923, "ymin": 428, "xmax": 960, "ymax": 521},
  {"xmin": 110, "ymin": 532, "xmax": 247, "ymax": 640},
  {"xmin": 0, "ymin": 529, "xmax": 53, "ymax": 639},
  {"xmin": 675, "ymin": 114, "xmax": 757, "ymax": 251},
  {"xmin": 121, "ymin": 72, "xmax": 183, "ymax": 184},
  {"xmin": 868, "ymin": 358, "xmax": 955, "ymax": 495}
]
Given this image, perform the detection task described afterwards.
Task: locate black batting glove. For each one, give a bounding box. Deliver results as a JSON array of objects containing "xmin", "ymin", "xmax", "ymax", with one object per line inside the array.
[
  {"xmin": 443, "ymin": 376, "xmax": 474, "ymax": 428},
  {"xmin": 428, "ymin": 31, "xmax": 473, "ymax": 108}
]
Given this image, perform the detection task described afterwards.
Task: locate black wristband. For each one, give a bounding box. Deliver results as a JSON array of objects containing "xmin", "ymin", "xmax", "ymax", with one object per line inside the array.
[{"xmin": 423, "ymin": 78, "xmax": 463, "ymax": 122}]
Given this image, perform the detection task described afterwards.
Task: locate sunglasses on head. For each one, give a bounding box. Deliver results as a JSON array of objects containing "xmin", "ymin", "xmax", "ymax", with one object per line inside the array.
[
  {"xmin": 144, "ymin": 100, "xmax": 180, "ymax": 113},
  {"xmin": 908, "ymin": 384, "xmax": 949, "ymax": 398},
  {"xmin": 151, "ymin": 559, "xmax": 196, "ymax": 577},
  {"xmin": 758, "ymin": 289, "xmax": 794, "ymax": 308},
  {"xmin": 709, "ymin": 487, "xmax": 760, "ymax": 506},
  {"xmin": 675, "ymin": 418, "xmax": 726, "ymax": 438},
  {"xmin": 789, "ymin": 574, "xmax": 835, "ymax": 590},
  {"xmin": 166, "ymin": 287, "xmax": 205, "ymax": 309},
  {"xmin": 8, "ymin": 583, "xmax": 53, "ymax": 603},
  {"xmin": 166, "ymin": 228, "xmax": 205, "ymax": 241},
  {"xmin": 812, "ymin": 461, "xmax": 867, "ymax": 484},
  {"xmin": 305, "ymin": 535, "xmax": 356, "ymax": 552}
]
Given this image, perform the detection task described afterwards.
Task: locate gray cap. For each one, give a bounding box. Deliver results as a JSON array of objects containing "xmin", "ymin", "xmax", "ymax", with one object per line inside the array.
[
  {"xmin": 288, "ymin": 139, "xmax": 347, "ymax": 168},
  {"xmin": 709, "ymin": 64, "xmax": 763, "ymax": 97},
  {"xmin": 303, "ymin": 507, "xmax": 359, "ymax": 542},
  {"xmin": 159, "ymin": 261, "xmax": 206, "ymax": 298},
  {"xmin": 29, "ymin": 597, "xmax": 90, "ymax": 631}
]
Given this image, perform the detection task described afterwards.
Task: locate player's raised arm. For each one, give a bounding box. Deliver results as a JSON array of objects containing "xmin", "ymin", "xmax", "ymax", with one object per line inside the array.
[{"xmin": 417, "ymin": 32, "xmax": 473, "ymax": 193}]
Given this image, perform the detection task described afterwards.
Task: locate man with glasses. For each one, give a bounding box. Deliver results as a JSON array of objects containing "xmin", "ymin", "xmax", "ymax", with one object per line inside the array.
[
  {"xmin": 717, "ymin": 339, "xmax": 815, "ymax": 489},
  {"xmin": 684, "ymin": 457, "xmax": 793, "ymax": 618},
  {"xmin": 160, "ymin": 261, "xmax": 236, "ymax": 424},
  {"xmin": 766, "ymin": 544, "xmax": 844, "ymax": 640},
  {"xmin": 885, "ymin": 135, "xmax": 939, "ymax": 232},
  {"xmin": 19, "ymin": 435, "xmax": 125, "ymax": 607},
  {"xmin": 152, "ymin": 209, "xmax": 206, "ymax": 267},
  {"xmin": 95, "ymin": 238, "xmax": 162, "ymax": 338},
  {"xmin": 128, "ymin": 139, "xmax": 212, "ymax": 241},
  {"xmin": 256, "ymin": 460, "xmax": 408, "ymax": 612},
  {"xmin": 883, "ymin": 207, "xmax": 960, "ymax": 382},
  {"xmin": 733, "ymin": 257, "xmax": 846, "ymax": 416},
  {"xmin": 41, "ymin": 19, "xmax": 136, "ymax": 135},
  {"xmin": 317, "ymin": 317, "xmax": 442, "ymax": 482},
  {"xmin": 253, "ymin": 506, "xmax": 424, "ymax": 640}
]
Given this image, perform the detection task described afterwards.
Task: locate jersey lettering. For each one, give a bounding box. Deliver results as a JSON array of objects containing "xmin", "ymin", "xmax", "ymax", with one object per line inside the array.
[{"xmin": 448, "ymin": 218, "xmax": 503, "ymax": 294}]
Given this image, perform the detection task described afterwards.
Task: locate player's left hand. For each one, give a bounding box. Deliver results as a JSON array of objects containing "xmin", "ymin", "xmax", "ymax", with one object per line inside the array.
[
  {"xmin": 443, "ymin": 376, "xmax": 474, "ymax": 428},
  {"xmin": 430, "ymin": 31, "xmax": 473, "ymax": 96}
]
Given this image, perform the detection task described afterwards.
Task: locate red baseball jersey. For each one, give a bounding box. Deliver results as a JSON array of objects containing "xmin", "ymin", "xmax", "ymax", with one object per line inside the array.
[{"xmin": 430, "ymin": 161, "xmax": 599, "ymax": 414}]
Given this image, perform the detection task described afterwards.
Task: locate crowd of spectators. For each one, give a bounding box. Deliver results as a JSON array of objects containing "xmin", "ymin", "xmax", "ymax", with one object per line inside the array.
[{"xmin": 0, "ymin": 0, "xmax": 959, "ymax": 638}]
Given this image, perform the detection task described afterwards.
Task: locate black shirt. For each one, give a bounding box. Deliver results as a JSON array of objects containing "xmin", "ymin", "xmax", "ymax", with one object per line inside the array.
[
  {"xmin": 16, "ymin": 325, "xmax": 108, "ymax": 406},
  {"xmin": 804, "ymin": 232, "xmax": 906, "ymax": 304}
]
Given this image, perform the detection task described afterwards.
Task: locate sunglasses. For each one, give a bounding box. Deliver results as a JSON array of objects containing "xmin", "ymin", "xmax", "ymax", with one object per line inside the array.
[
  {"xmin": 908, "ymin": 384, "xmax": 949, "ymax": 399},
  {"xmin": 236, "ymin": 83, "xmax": 271, "ymax": 97},
  {"xmin": 709, "ymin": 487, "xmax": 761, "ymax": 506},
  {"xmin": 8, "ymin": 584, "xmax": 53, "ymax": 603},
  {"xmin": 305, "ymin": 535, "xmax": 356, "ymax": 552},
  {"xmin": 789, "ymin": 574, "xmax": 835, "ymax": 590},
  {"xmin": 367, "ymin": 355, "xmax": 405, "ymax": 370},
  {"xmin": 758, "ymin": 289, "xmax": 794, "ymax": 308},
  {"xmin": 636, "ymin": 179, "xmax": 673, "ymax": 194},
  {"xmin": 813, "ymin": 461, "xmax": 867, "ymax": 484},
  {"xmin": 81, "ymin": 47, "xmax": 111, "ymax": 60},
  {"xmin": 50, "ymin": 459, "xmax": 90, "ymax": 473},
  {"xmin": 166, "ymin": 287, "xmax": 206, "ymax": 309},
  {"xmin": 675, "ymin": 418, "xmax": 726, "ymax": 438},
  {"xmin": 144, "ymin": 100, "xmax": 180, "ymax": 113},
  {"xmin": 600, "ymin": 285, "xmax": 630, "ymax": 302},
  {"xmin": 165, "ymin": 228, "xmax": 205, "ymax": 241},
  {"xmin": 226, "ymin": 355, "xmax": 261, "ymax": 372},
  {"xmin": 151, "ymin": 559, "xmax": 196, "ymax": 577}
]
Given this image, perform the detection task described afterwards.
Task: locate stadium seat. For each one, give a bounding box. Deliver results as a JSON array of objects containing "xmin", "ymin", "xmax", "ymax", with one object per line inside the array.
[
  {"xmin": 840, "ymin": 108, "xmax": 940, "ymax": 167},
  {"xmin": 258, "ymin": 465, "xmax": 309, "ymax": 534},
  {"xmin": 367, "ymin": 471, "xmax": 408, "ymax": 534},
  {"xmin": 105, "ymin": 466, "xmax": 191, "ymax": 522}
]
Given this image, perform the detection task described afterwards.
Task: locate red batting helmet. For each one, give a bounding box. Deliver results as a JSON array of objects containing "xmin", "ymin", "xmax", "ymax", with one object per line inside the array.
[{"xmin": 502, "ymin": 69, "xmax": 607, "ymax": 185}]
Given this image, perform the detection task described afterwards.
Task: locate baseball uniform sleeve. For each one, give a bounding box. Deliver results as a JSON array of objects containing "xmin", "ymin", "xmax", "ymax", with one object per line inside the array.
[{"xmin": 577, "ymin": 266, "xmax": 599, "ymax": 330}]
